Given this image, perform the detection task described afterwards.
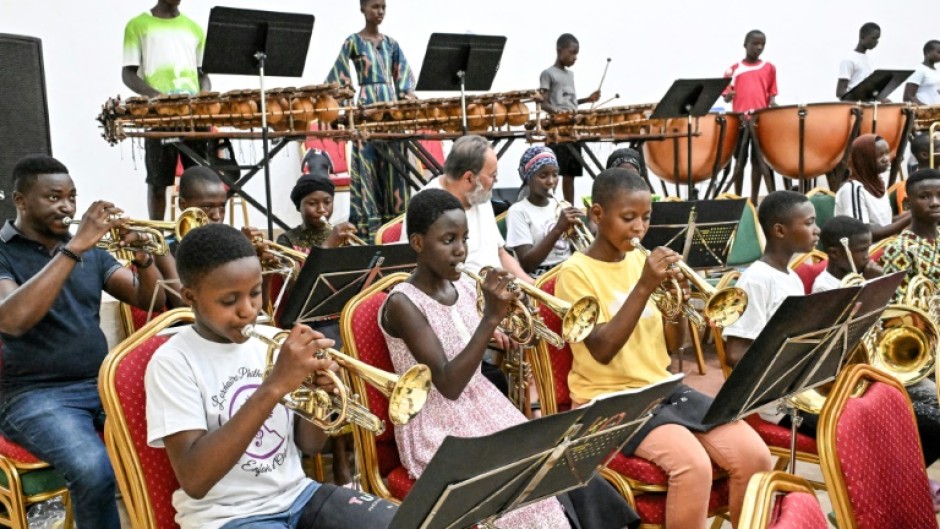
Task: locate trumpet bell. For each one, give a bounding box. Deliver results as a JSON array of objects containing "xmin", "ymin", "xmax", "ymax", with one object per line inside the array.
[
  {"xmin": 562, "ymin": 297, "xmax": 600, "ymax": 343},
  {"xmin": 175, "ymin": 208, "xmax": 210, "ymax": 239},
  {"xmin": 705, "ymin": 288, "xmax": 748, "ymax": 328},
  {"xmin": 387, "ymin": 364, "xmax": 432, "ymax": 425}
]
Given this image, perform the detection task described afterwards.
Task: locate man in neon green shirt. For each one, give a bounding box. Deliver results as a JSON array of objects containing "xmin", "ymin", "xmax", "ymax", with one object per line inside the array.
[{"xmin": 123, "ymin": 0, "xmax": 211, "ymax": 220}]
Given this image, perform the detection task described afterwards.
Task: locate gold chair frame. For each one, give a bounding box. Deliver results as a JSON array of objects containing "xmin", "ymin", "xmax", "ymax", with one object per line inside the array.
[
  {"xmin": 737, "ymin": 471, "xmax": 822, "ymax": 529},
  {"xmin": 99, "ymin": 308, "xmax": 195, "ymax": 529},
  {"xmin": 374, "ymin": 214, "xmax": 406, "ymax": 246}
]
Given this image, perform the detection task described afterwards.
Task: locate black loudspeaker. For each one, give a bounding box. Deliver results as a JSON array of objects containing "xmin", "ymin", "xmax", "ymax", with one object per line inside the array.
[{"xmin": 0, "ymin": 34, "xmax": 52, "ymax": 223}]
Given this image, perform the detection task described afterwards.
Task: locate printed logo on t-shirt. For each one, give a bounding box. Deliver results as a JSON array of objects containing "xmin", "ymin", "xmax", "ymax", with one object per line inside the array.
[{"xmin": 216, "ymin": 376, "xmax": 293, "ymax": 477}]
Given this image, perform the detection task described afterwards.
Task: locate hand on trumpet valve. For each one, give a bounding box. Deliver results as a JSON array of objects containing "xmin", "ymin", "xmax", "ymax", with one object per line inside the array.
[
  {"xmin": 638, "ymin": 245, "xmax": 685, "ymax": 289},
  {"xmin": 241, "ymin": 226, "xmax": 282, "ymax": 269},
  {"xmin": 264, "ymin": 324, "xmax": 340, "ymax": 397},
  {"xmin": 480, "ymin": 268, "xmax": 522, "ymax": 321},
  {"xmin": 65, "ymin": 200, "xmax": 127, "ymax": 253},
  {"xmin": 553, "ymin": 206, "xmax": 583, "ymax": 235},
  {"xmin": 325, "ymin": 221, "xmax": 360, "ymax": 248}
]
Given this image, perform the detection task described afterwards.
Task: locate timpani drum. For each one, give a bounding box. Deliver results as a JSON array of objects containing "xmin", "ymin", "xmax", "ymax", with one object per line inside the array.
[
  {"xmin": 753, "ymin": 103, "xmax": 855, "ymax": 179},
  {"xmin": 643, "ymin": 112, "xmax": 741, "ymax": 184},
  {"xmin": 857, "ymin": 103, "xmax": 910, "ymax": 158}
]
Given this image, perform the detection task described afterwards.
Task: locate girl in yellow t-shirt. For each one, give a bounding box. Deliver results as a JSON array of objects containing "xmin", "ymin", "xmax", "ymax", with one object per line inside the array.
[{"xmin": 555, "ymin": 168, "xmax": 772, "ymax": 529}]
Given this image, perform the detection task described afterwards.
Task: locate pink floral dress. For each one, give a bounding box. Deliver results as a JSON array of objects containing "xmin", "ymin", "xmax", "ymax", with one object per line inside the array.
[{"xmin": 381, "ymin": 280, "xmax": 570, "ymax": 529}]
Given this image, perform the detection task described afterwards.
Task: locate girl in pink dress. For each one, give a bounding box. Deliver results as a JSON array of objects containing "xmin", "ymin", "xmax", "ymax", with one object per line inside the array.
[
  {"xmin": 381, "ymin": 189, "xmax": 638, "ymax": 529},
  {"xmin": 381, "ymin": 189, "xmax": 570, "ymax": 528}
]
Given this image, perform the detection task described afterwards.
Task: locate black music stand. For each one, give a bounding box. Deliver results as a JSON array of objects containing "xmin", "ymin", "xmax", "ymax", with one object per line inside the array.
[
  {"xmin": 202, "ymin": 7, "xmax": 314, "ymax": 239},
  {"xmin": 703, "ymin": 272, "xmax": 903, "ymax": 472},
  {"xmin": 642, "ymin": 199, "xmax": 747, "ymax": 268},
  {"xmin": 841, "ymin": 69, "xmax": 914, "ymax": 103},
  {"xmin": 416, "ymin": 33, "xmax": 506, "ymax": 134},
  {"xmin": 277, "ymin": 244, "xmax": 417, "ymax": 327},
  {"xmin": 388, "ymin": 374, "xmax": 683, "ymax": 529},
  {"xmin": 651, "ymin": 79, "xmax": 731, "ymax": 201}
]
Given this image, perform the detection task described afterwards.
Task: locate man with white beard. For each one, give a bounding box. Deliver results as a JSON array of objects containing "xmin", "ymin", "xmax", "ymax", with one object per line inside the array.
[{"xmin": 401, "ymin": 135, "xmax": 533, "ymax": 284}]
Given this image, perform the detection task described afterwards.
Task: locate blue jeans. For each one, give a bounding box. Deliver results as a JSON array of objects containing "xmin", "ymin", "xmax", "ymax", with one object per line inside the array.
[
  {"xmin": 0, "ymin": 379, "xmax": 119, "ymax": 529},
  {"xmin": 220, "ymin": 481, "xmax": 320, "ymax": 529}
]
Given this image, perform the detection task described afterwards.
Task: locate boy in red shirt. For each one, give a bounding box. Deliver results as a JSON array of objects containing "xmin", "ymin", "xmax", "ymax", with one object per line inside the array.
[
  {"xmin": 723, "ymin": 30, "xmax": 778, "ymax": 201},
  {"xmin": 723, "ymin": 30, "xmax": 777, "ymax": 112}
]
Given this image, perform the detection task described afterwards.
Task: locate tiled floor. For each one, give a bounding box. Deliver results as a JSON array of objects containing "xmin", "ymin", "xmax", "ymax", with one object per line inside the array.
[{"xmin": 117, "ymin": 342, "xmax": 940, "ymax": 528}]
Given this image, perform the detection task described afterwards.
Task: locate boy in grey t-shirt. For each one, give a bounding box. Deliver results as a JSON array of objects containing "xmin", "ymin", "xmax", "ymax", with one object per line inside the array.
[{"xmin": 539, "ymin": 33, "xmax": 600, "ymax": 204}]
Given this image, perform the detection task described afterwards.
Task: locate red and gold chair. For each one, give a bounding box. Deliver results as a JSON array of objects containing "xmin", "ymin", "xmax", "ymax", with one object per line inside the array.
[
  {"xmin": 868, "ymin": 235, "xmax": 896, "ymax": 265},
  {"xmin": 375, "ymin": 215, "xmax": 406, "ymax": 246},
  {"xmin": 789, "ymin": 250, "xmax": 828, "ymax": 295},
  {"xmin": 532, "ymin": 268, "xmax": 729, "ymax": 528},
  {"xmin": 99, "ymin": 308, "xmax": 195, "ymax": 529},
  {"xmin": 339, "ymin": 273, "xmax": 413, "ymax": 502},
  {"xmin": 738, "ymin": 471, "xmax": 827, "ymax": 529},
  {"xmin": 819, "ymin": 364, "xmax": 937, "ymax": 529}
]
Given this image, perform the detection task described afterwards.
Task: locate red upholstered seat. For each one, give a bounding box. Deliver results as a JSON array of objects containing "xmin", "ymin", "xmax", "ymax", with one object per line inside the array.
[
  {"xmin": 533, "ymin": 273, "xmax": 729, "ymax": 527},
  {"xmin": 820, "ymin": 366, "xmax": 937, "ymax": 529},
  {"xmin": 793, "ymin": 260, "xmax": 827, "ymax": 295},
  {"xmin": 768, "ymin": 492, "xmax": 829, "ymax": 529},
  {"xmin": 100, "ymin": 309, "xmax": 195, "ymax": 529},
  {"xmin": 744, "ymin": 415, "xmax": 818, "ymax": 455},
  {"xmin": 376, "ymin": 216, "xmax": 405, "ymax": 246},
  {"xmin": 341, "ymin": 274, "xmax": 415, "ymax": 500},
  {"xmin": 0, "ymin": 437, "xmax": 42, "ymax": 466}
]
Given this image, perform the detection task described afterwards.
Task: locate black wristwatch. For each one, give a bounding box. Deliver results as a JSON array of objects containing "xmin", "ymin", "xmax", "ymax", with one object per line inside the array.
[{"xmin": 133, "ymin": 255, "xmax": 155, "ymax": 269}]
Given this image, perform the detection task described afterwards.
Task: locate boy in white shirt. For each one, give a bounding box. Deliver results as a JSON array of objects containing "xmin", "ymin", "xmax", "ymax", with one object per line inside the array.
[
  {"xmin": 836, "ymin": 22, "xmax": 880, "ymax": 99},
  {"xmin": 812, "ymin": 216, "xmax": 882, "ymax": 293},
  {"xmin": 145, "ymin": 224, "xmax": 396, "ymax": 529},
  {"xmin": 904, "ymin": 40, "xmax": 940, "ymax": 106},
  {"xmin": 723, "ymin": 191, "xmax": 820, "ymax": 367}
]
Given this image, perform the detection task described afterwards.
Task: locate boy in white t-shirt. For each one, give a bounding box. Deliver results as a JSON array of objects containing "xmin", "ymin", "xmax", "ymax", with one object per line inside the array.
[
  {"xmin": 145, "ymin": 224, "xmax": 396, "ymax": 529},
  {"xmin": 836, "ymin": 22, "xmax": 880, "ymax": 99},
  {"xmin": 812, "ymin": 216, "xmax": 881, "ymax": 293},
  {"xmin": 904, "ymin": 40, "xmax": 940, "ymax": 105},
  {"xmin": 506, "ymin": 146, "xmax": 580, "ymax": 278},
  {"xmin": 723, "ymin": 191, "xmax": 820, "ymax": 367}
]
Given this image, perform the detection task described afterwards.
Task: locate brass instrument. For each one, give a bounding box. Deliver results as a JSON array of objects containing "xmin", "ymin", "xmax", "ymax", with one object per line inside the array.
[
  {"xmin": 839, "ymin": 237, "xmax": 866, "ymax": 287},
  {"xmin": 455, "ymin": 264, "xmax": 599, "ymax": 347},
  {"xmin": 62, "ymin": 207, "xmax": 209, "ymax": 256},
  {"xmin": 549, "ymin": 192, "xmax": 594, "ymax": 252},
  {"xmin": 629, "ymin": 238, "xmax": 748, "ymax": 328},
  {"xmin": 241, "ymin": 325, "xmax": 431, "ymax": 435},
  {"xmin": 320, "ymin": 217, "xmax": 366, "ymax": 246}
]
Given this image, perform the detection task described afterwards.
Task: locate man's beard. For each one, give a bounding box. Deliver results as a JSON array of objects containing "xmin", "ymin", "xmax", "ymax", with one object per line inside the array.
[{"xmin": 468, "ymin": 179, "xmax": 492, "ymax": 206}]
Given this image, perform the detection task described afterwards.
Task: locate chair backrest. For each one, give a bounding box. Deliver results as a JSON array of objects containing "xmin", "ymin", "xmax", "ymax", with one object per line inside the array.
[
  {"xmin": 99, "ymin": 309, "xmax": 195, "ymax": 529},
  {"xmin": 376, "ymin": 215, "xmax": 406, "ymax": 246},
  {"xmin": 792, "ymin": 259, "xmax": 828, "ymax": 295},
  {"xmin": 727, "ymin": 199, "xmax": 765, "ymax": 267},
  {"xmin": 869, "ymin": 235, "xmax": 896, "ymax": 265},
  {"xmin": 806, "ymin": 188, "xmax": 836, "ymax": 247},
  {"xmin": 818, "ymin": 364, "xmax": 937, "ymax": 529},
  {"xmin": 304, "ymin": 123, "xmax": 349, "ymax": 175},
  {"xmin": 532, "ymin": 269, "xmax": 574, "ymax": 414},
  {"xmin": 739, "ymin": 471, "xmax": 827, "ymax": 529},
  {"xmin": 340, "ymin": 273, "xmax": 410, "ymax": 499},
  {"xmin": 495, "ymin": 211, "xmax": 509, "ymax": 241}
]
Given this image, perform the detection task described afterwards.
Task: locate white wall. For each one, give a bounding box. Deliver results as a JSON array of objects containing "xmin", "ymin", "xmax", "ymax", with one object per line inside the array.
[{"xmin": 2, "ymin": 0, "xmax": 938, "ymax": 222}]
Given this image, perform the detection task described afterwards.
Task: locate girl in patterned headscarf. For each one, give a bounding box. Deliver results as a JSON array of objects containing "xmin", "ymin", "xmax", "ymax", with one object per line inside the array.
[
  {"xmin": 834, "ymin": 133, "xmax": 911, "ymax": 241},
  {"xmin": 506, "ymin": 146, "xmax": 583, "ymax": 277}
]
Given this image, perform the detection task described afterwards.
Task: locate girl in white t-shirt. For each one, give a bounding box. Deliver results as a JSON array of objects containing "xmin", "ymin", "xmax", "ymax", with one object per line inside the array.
[
  {"xmin": 506, "ymin": 146, "xmax": 580, "ymax": 277},
  {"xmin": 834, "ymin": 134, "xmax": 910, "ymax": 241}
]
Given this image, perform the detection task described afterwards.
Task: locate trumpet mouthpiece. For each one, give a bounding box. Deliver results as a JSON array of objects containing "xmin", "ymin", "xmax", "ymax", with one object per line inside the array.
[
  {"xmin": 630, "ymin": 237, "xmax": 641, "ymax": 246},
  {"xmin": 240, "ymin": 325, "xmax": 256, "ymax": 338},
  {"xmin": 455, "ymin": 263, "xmax": 466, "ymax": 273},
  {"xmin": 62, "ymin": 217, "xmax": 73, "ymax": 224}
]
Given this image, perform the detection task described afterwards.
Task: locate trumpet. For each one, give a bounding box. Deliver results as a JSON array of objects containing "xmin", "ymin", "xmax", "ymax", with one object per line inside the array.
[
  {"xmin": 630, "ymin": 238, "xmax": 748, "ymax": 328},
  {"xmin": 241, "ymin": 325, "xmax": 431, "ymax": 435},
  {"xmin": 549, "ymin": 192, "xmax": 594, "ymax": 252},
  {"xmin": 839, "ymin": 237, "xmax": 866, "ymax": 287},
  {"xmin": 321, "ymin": 217, "xmax": 366, "ymax": 246},
  {"xmin": 456, "ymin": 264, "xmax": 599, "ymax": 347},
  {"xmin": 61, "ymin": 208, "xmax": 209, "ymax": 256}
]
